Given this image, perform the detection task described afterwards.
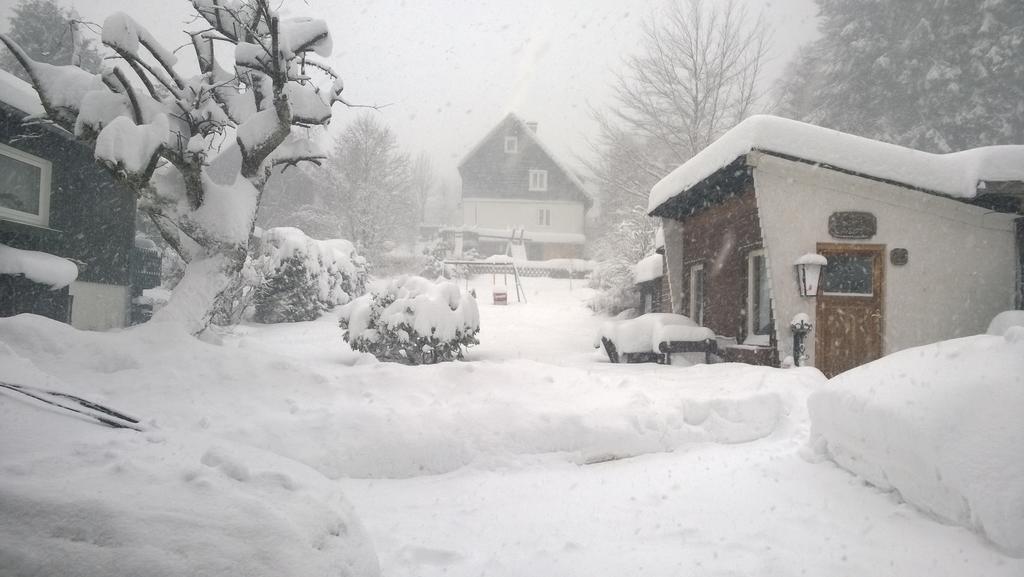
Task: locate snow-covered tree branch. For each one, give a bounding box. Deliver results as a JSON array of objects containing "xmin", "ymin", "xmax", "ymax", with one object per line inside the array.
[{"xmin": 0, "ymin": 0, "xmax": 353, "ymax": 333}]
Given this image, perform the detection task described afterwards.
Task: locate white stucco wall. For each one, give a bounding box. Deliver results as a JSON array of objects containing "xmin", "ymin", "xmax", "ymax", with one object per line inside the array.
[
  {"xmin": 661, "ymin": 217, "xmax": 686, "ymax": 313},
  {"xmin": 462, "ymin": 198, "xmax": 585, "ymax": 235},
  {"xmin": 68, "ymin": 281, "xmax": 130, "ymax": 331},
  {"xmin": 751, "ymin": 152, "xmax": 1018, "ymax": 366}
]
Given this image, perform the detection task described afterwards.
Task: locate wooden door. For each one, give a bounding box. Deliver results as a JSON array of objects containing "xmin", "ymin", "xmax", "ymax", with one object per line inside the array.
[{"xmin": 815, "ymin": 244, "xmax": 884, "ymax": 378}]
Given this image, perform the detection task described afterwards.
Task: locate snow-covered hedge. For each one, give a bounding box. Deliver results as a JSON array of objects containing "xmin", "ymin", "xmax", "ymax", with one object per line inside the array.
[
  {"xmin": 248, "ymin": 228, "xmax": 367, "ymax": 324},
  {"xmin": 339, "ymin": 276, "xmax": 479, "ymax": 364},
  {"xmin": 808, "ymin": 328, "xmax": 1024, "ymax": 556}
]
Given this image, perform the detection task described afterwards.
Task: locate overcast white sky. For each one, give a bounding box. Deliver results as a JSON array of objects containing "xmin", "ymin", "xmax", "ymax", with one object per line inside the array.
[{"xmin": 0, "ymin": 0, "xmax": 820, "ymax": 182}]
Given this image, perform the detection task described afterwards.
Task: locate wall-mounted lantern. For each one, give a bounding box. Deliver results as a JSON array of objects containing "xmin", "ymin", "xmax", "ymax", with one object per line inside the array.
[{"xmin": 794, "ymin": 253, "xmax": 827, "ymax": 297}]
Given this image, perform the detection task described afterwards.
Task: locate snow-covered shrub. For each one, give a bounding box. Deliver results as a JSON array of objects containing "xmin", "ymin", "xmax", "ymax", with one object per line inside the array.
[
  {"xmin": 808, "ymin": 331, "xmax": 1024, "ymax": 556},
  {"xmin": 248, "ymin": 228, "xmax": 367, "ymax": 324},
  {"xmin": 587, "ymin": 259, "xmax": 640, "ymax": 315},
  {"xmin": 340, "ymin": 276, "xmax": 479, "ymax": 364}
]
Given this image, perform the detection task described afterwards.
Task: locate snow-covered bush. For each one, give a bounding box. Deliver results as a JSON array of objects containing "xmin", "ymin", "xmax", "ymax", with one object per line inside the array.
[
  {"xmin": 808, "ymin": 329, "xmax": 1024, "ymax": 556},
  {"xmin": 339, "ymin": 276, "xmax": 479, "ymax": 364},
  {"xmin": 248, "ymin": 228, "xmax": 367, "ymax": 324}
]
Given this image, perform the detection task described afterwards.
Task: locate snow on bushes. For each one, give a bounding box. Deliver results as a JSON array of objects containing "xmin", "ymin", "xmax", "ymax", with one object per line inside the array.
[
  {"xmin": 808, "ymin": 331, "xmax": 1024, "ymax": 556},
  {"xmin": 247, "ymin": 227, "xmax": 367, "ymax": 324},
  {"xmin": 340, "ymin": 276, "xmax": 479, "ymax": 364}
]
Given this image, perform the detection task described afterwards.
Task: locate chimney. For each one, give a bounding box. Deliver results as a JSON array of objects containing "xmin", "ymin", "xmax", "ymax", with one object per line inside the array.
[{"xmin": 525, "ymin": 121, "xmax": 538, "ymax": 134}]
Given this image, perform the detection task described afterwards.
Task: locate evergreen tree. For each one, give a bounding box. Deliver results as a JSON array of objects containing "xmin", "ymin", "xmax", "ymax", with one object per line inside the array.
[
  {"xmin": 778, "ymin": 0, "xmax": 1024, "ymax": 151},
  {"xmin": 253, "ymin": 256, "xmax": 322, "ymax": 324},
  {"xmin": 1, "ymin": 0, "xmax": 102, "ymax": 81}
]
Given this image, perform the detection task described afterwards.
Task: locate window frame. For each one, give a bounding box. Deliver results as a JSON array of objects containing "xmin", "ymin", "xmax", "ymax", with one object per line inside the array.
[
  {"xmin": 688, "ymin": 262, "xmax": 705, "ymax": 326},
  {"xmin": 528, "ymin": 169, "xmax": 548, "ymax": 191},
  {"xmin": 746, "ymin": 249, "xmax": 773, "ymax": 343},
  {"xmin": 504, "ymin": 136, "xmax": 518, "ymax": 153},
  {"xmin": 537, "ymin": 207, "xmax": 551, "ymax": 226},
  {"xmin": 0, "ymin": 142, "xmax": 52, "ymax": 228}
]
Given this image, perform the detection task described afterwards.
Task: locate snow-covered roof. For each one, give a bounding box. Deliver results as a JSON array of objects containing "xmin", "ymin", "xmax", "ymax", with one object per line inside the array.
[
  {"xmin": 648, "ymin": 115, "xmax": 1024, "ymax": 213},
  {"xmin": 0, "ymin": 68, "xmax": 45, "ymax": 116},
  {"xmin": 634, "ymin": 253, "xmax": 663, "ymax": 283}
]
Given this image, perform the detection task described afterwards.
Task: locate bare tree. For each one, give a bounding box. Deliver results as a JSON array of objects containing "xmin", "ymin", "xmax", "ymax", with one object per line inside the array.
[
  {"xmin": 585, "ymin": 0, "xmax": 769, "ymax": 312},
  {"xmin": 1, "ymin": 0, "xmax": 360, "ymax": 332},
  {"xmin": 608, "ymin": 0, "xmax": 769, "ymax": 166},
  {"xmin": 328, "ymin": 113, "xmax": 415, "ymax": 258},
  {"xmin": 409, "ymin": 152, "xmax": 435, "ymax": 226}
]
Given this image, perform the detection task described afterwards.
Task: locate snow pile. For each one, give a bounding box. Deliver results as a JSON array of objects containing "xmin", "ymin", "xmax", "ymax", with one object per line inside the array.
[
  {"xmin": 94, "ymin": 114, "xmax": 169, "ymax": 174},
  {"xmin": 808, "ymin": 332, "xmax": 1024, "ymax": 556},
  {"xmin": 0, "ymin": 68, "xmax": 44, "ymax": 116},
  {"xmin": 247, "ymin": 227, "xmax": 367, "ymax": 323},
  {"xmin": 597, "ymin": 313, "xmax": 713, "ymax": 355},
  {"xmin": 988, "ymin": 310, "xmax": 1024, "ymax": 336},
  {"xmin": 633, "ymin": 253, "xmax": 663, "ymax": 283},
  {"xmin": 0, "ymin": 243, "xmax": 78, "ymax": 289},
  {"xmin": 0, "ymin": 317, "xmax": 380, "ymax": 576},
  {"xmin": 340, "ymin": 276, "xmax": 479, "ymax": 364},
  {"xmin": 648, "ymin": 114, "xmax": 1024, "ymax": 212}
]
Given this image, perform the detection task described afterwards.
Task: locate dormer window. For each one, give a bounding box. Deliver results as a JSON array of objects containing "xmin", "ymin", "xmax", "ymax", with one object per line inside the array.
[
  {"xmin": 529, "ymin": 169, "xmax": 548, "ymax": 191},
  {"xmin": 504, "ymin": 136, "xmax": 518, "ymax": 153}
]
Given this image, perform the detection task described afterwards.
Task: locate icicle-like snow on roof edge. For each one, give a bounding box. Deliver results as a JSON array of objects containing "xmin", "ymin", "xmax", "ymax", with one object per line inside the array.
[{"xmin": 648, "ymin": 115, "xmax": 1024, "ymax": 213}]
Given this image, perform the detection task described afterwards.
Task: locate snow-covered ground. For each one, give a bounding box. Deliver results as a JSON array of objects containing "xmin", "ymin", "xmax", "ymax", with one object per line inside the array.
[{"xmin": 1, "ymin": 276, "xmax": 1021, "ymax": 576}]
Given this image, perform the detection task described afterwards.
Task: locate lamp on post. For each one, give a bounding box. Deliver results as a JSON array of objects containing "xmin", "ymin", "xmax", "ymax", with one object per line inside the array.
[{"xmin": 794, "ymin": 253, "xmax": 827, "ymax": 297}]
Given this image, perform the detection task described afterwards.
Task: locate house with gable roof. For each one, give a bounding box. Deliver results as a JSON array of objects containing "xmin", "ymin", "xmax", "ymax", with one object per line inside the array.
[
  {"xmin": 648, "ymin": 115, "xmax": 1024, "ymax": 377},
  {"xmin": 0, "ymin": 68, "xmax": 156, "ymax": 330},
  {"xmin": 455, "ymin": 113, "xmax": 592, "ymax": 260}
]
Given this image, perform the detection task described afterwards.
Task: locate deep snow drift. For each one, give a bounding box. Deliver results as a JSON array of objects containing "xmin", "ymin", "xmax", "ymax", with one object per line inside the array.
[
  {"xmin": 809, "ymin": 328, "xmax": 1024, "ymax": 556},
  {"xmin": 0, "ymin": 276, "xmax": 1020, "ymax": 577}
]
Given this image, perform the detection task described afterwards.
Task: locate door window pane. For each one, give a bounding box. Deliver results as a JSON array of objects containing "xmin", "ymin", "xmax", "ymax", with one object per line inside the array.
[
  {"xmin": 821, "ymin": 254, "xmax": 874, "ymax": 295},
  {"xmin": 0, "ymin": 152, "xmax": 42, "ymax": 214}
]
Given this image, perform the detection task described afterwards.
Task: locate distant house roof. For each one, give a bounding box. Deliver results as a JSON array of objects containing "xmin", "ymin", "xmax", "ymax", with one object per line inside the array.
[
  {"xmin": 460, "ymin": 112, "xmax": 593, "ymax": 209},
  {"xmin": 648, "ymin": 115, "xmax": 1024, "ymax": 214},
  {"xmin": 0, "ymin": 68, "xmax": 45, "ymax": 116}
]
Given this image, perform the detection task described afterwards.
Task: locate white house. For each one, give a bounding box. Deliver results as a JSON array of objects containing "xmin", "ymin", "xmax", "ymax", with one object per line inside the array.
[
  {"xmin": 648, "ymin": 115, "xmax": 1024, "ymax": 377},
  {"xmin": 455, "ymin": 113, "xmax": 592, "ymax": 260}
]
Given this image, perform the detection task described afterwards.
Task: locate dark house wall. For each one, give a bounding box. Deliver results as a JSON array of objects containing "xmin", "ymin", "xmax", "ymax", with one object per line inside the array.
[
  {"xmin": 637, "ymin": 278, "xmax": 663, "ymax": 314},
  {"xmin": 676, "ymin": 182, "xmax": 775, "ymax": 365},
  {"xmin": 459, "ymin": 115, "xmax": 588, "ymax": 205},
  {"xmin": 0, "ymin": 104, "xmax": 136, "ymax": 321}
]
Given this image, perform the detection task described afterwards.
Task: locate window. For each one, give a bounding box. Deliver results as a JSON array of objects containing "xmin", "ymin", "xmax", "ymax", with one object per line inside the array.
[
  {"xmin": 0, "ymin": 142, "xmax": 52, "ymax": 227},
  {"xmin": 821, "ymin": 254, "xmax": 874, "ymax": 295},
  {"xmin": 504, "ymin": 136, "xmax": 518, "ymax": 153},
  {"xmin": 747, "ymin": 250, "xmax": 773, "ymax": 342},
  {"xmin": 688, "ymin": 263, "xmax": 705, "ymax": 326},
  {"xmin": 529, "ymin": 169, "xmax": 548, "ymax": 191},
  {"xmin": 538, "ymin": 208, "xmax": 550, "ymax": 226}
]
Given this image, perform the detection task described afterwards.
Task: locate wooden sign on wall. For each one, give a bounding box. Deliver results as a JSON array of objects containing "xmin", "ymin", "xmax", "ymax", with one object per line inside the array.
[{"xmin": 829, "ymin": 211, "xmax": 877, "ymax": 239}]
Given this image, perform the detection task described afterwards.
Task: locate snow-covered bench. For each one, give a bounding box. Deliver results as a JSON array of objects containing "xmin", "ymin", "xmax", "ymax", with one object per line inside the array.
[{"xmin": 596, "ymin": 313, "xmax": 717, "ymax": 364}]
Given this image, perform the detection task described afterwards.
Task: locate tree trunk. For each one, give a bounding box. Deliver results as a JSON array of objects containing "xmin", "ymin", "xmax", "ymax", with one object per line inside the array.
[{"xmin": 150, "ymin": 247, "xmax": 248, "ymax": 334}]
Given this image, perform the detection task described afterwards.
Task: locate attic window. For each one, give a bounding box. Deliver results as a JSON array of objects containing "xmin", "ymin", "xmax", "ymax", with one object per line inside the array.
[
  {"xmin": 529, "ymin": 169, "xmax": 548, "ymax": 191},
  {"xmin": 0, "ymin": 142, "xmax": 52, "ymax": 228},
  {"xmin": 504, "ymin": 136, "xmax": 518, "ymax": 153}
]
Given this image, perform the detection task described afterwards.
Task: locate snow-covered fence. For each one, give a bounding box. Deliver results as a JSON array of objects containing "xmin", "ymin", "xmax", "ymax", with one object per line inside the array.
[
  {"xmin": 339, "ymin": 276, "xmax": 479, "ymax": 364},
  {"xmin": 246, "ymin": 227, "xmax": 367, "ymax": 323}
]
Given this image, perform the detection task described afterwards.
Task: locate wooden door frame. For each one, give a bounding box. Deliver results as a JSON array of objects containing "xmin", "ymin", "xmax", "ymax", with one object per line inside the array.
[{"xmin": 815, "ymin": 242, "xmax": 886, "ymax": 373}]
